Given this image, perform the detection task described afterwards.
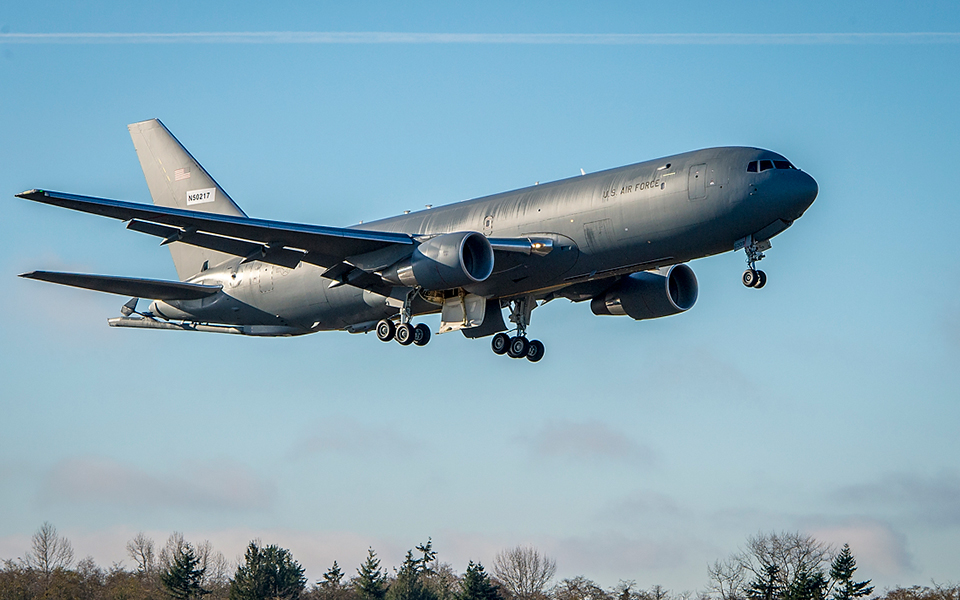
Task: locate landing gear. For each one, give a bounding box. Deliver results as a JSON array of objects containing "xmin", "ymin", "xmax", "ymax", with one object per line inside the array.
[
  {"xmin": 491, "ymin": 297, "xmax": 546, "ymax": 362},
  {"xmin": 738, "ymin": 235, "xmax": 771, "ymax": 289},
  {"xmin": 395, "ymin": 322, "xmax": 414, "ymax": 345},
  {"xmin": 376, "ymin": 319, "xmax": 395, "ymax": 342},
  {"xmin": 376, "ymin": 290, "xmax": 431, "ymax": 347},
  {"xmin": 413, "ymin": 323, "xmax": 431, "ymax": 346},
  {"xmin": 755, "ymin": 269, "xmax": 767, "ymax": 289},
  {"xmin": 507, "ymin": 335, "xmax": 529, "ymax": 358},
  {"xmin": 742, "ymin": 268, "xmax": 767, "ymax": 289},
  {"xmin": 491, "ymin": 332, "xmax": 510, "ymax": 355},
  {"xmin": 525, "ymin": 339, "xmax": 545, "ymax": 362}
]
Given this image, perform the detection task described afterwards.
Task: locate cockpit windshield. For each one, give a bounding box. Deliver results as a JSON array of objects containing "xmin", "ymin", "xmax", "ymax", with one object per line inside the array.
[{"xmin": 747, "ymin": 159, "xmax": 796, "ymax": 172}]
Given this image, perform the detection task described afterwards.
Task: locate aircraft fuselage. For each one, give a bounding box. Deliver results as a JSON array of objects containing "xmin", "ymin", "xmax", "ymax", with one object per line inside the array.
[{"xmin": 151, "ymin": 146, "xmax": 817, "ymax": 334}]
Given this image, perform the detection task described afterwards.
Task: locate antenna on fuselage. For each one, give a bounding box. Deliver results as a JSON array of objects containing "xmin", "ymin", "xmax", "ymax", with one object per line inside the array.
[{"xmin": 580, "ymin": 168, "xmax": 586, "ymax": 176}]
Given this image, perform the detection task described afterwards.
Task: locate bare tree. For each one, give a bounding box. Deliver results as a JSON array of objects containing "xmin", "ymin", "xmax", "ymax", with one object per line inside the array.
[
  {"xmin": 127, "ymin": 532, "xmax": 156, "ymax": 575},
  {"xmin": 423, "ymin": 561, "xmax": 459, "ymax": 600},
  {"xmin": 195, "ymin": 539, "xmax": 229, "ymax": 590},
  {"xmin": 24, "ymin": 522, "xmax": 74, "ymax": 576},
  {"xmin": 741, "ymin": 531, "xmax": 832, "ymax": 587},
  {"xmin": 707, "ymin": 557, "xmax": 748, "ymax": 600},
  {"xmin": 492, "ymin": 546, "xmax": 556, "ymax": 600},
  {"xmin": 707, "ymin": 532, "xmax": 833, "ymax": 600},
  {"xmin": 159, "ymin": 532, "xmax": 188, "ymax": 571},
  {"xmin": 647, "ymin": 587, "xmax": 671, "ymax": 600},
  {"xmin": 552, "ymin": 576, "xmax": 610, "ymax": 600}
]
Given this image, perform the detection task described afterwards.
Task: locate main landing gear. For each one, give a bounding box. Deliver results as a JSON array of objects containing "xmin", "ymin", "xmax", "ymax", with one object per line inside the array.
[
  {"xmin": 740, "ymin": 235, "xmax": 771, "ymax": 289},
  {"xmin": 375, "ymin": 290, "xmax": 431, "ymax": 347},
  {"xmin": 490, "ymin": 296, "xmax": 545, "ymax": 363},
  {"xmin": 376, "ymin": 319, "xmax": 431, "ymax": 346}
]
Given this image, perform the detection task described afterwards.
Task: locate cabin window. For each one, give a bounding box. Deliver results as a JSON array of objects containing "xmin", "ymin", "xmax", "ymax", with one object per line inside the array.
[
  {"xmin": 759, "ymin": 159, "xmax": 774, "ymax": 172},
  {"xmin": 774, "ymin": 160, "xmax": 795, "ymax": 170},
  {"xmin": 747, "ymin": 161, "xmax": 758, "ymax": 172}
]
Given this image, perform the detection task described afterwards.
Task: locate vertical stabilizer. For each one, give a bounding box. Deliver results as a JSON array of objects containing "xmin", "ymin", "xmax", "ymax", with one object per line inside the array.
[{"xmin": 128, "ymin": 119, "xmax": 247, "ymax": 280}]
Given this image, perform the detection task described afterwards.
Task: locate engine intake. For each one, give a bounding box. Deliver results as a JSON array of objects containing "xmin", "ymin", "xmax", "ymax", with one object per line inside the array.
[
  {"xmin": 591, "ymin": 264, "xmax": 698, "ymax": 320},
  {"xmin": 383, "ymin": 231, "xmax": 495, "ymax": 291}
]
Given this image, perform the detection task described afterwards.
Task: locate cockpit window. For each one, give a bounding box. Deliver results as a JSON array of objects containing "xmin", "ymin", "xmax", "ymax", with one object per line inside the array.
[
  {"xmin": 747, "ymin": 161, "xmax": 758, "ymax": 172},
  {"xmin": 774, "ymin": 160, "xmax": 795, "ymax": 170},
  {"xmin": 759, "ymin": 159, "xmax": 774, "ymax": 172}
]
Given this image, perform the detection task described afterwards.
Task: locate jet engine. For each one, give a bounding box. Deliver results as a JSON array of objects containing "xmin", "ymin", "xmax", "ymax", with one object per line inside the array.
[
  {"xmin": 590, "ymin": 264, "xmax": 698, "ymax": 320},
  {"xmin": 383, "ymin": 231, "xmax": 495, "ymax": 291}
]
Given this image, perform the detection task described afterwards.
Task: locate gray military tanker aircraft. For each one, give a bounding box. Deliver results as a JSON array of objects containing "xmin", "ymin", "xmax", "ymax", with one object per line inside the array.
[{"xmin": 17, "ymin": 119, "xmax": 818, "ymax": 362}]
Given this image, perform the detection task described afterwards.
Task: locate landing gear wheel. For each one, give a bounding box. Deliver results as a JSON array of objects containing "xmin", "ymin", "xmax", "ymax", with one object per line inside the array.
[
  {"xmin": 526, "ymin": 339, "xmax": 545, "ymax": 363},
  {"xmin": 395, "ymin": 323, "xmax": 414, "ymax": 345},
  {"xmin": 754, "ymin": 270, "xmax": 767, "ymax": 289},
  {"xmin": 742, "ymin": 269, "xmax": 759, "ymax": 288},
  {"xmin": 507, "ymin": 336, "xmax": 529, "ymax": 359},
  {"xmin": 376, "ymin": 319, "xmax": 395, "ymax": 342},
  {"xmin": 491, "ymin": 332, "xmax": 510, "ymax": 355},
  {"xmin": 413, "ymin": 323, "xmax": 431, "ymax": 346}
]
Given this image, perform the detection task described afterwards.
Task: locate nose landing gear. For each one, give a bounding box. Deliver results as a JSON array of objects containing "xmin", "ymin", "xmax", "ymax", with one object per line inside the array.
[
  {"xmin": 742, "ymin": 268, "xmax": 767, "ymax": 289},
  {"xmin": 491, "ymin": 296, "xmax": 545, "ymax": 362},
  {"xmin": 737, "ymin": 235, "xmax": 771, "ymax": 289}
]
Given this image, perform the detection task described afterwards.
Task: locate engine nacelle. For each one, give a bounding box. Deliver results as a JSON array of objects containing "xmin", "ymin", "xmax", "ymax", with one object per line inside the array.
[
  {"xmin": 590, "ymin": 264, "xmax": 698, "ymax": 320},
  {"xmin": 383, "ymin": 231, "xmax": 495, "ymax": 291}
]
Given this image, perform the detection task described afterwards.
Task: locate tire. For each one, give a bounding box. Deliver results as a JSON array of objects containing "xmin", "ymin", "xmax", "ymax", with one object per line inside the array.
[
  {"xmin": 491, "ymin": 332, "xmax": 510, "ymax": 355},
  {"xmin": 526, "ymin": 339, "xmax": 545, "ymax": 363},
  {"xmin": 507, "ymin": 336, "xmax": 529, "ymax": 359},
  {"xmin": 742, "ymin": 269, "xmax": 758, "ymax": 288},
  {"xmin": 755, "ymin": 270, "xmax": 767, "ymax": 289},
  {"xmin": 395, "ymin": 323, "xmax": 414, "ymax": 345},
  {"xmin": 376, "ymin": 319, "xmax": 395, "ymax": 342},
  {"xmin": 413, "ymin": 323, "xmax": 431, "ymax": 346}
]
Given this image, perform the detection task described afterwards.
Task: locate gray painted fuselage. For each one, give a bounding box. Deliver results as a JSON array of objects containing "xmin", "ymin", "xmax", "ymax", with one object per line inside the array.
[{"xmin": 158, "ymin": 146, "xmax": 817, "ymax": 333}]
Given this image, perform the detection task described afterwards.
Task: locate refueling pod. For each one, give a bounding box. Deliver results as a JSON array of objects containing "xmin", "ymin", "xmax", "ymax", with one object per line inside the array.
[
  {"xmin": 382, "ymin": 231, "xmax": 495, "ymax": 291},
  {"xmin": 591, "ymin": 264, "xmax": 698, "ymax": 320}
]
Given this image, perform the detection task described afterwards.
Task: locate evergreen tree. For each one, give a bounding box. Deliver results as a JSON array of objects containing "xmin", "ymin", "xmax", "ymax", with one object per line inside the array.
[
  {"xmin": 385, "ymin": 547, "xmax": 438, "ymax": 600},
  {"xmin": 322, "ymin": 562, "xmax": 344, "ymax": 589},
  {"xmin": 355, "ymin": 549, "xmax": 387, "ymax": 600},
  {"xmin": 747, "ymin": 565, "xmax": 782, "ymax": 600},
  {"xmin": 229, "ymin": 542, "xmax": 306, "ymax": 600},
  {"xmin": 160, "ymin": 543, "xmax": 209, "ymax": 600},
  {"xmin": 784, "ymin": 570, "xmax": 828, "ymax": 600},
  {"xmin": 457, "ymin": 562, "xmax": 500, "ymax": 600},
  {"xmin": 829, "ymin": 545, "xmax": 874, "ymax": 600},
  {"xmin": 415, "ymin": 540, "xmax": 436, "ymax": 571}
]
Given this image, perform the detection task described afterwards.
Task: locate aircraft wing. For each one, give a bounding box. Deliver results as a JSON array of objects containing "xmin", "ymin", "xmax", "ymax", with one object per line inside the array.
[
  {"xmin": 16, "ymin": 189, "xmax": 414, "ymax": 270},
  {"xmin": 19, "ymin": 271, "xmax": 221, "ymax": 300}
]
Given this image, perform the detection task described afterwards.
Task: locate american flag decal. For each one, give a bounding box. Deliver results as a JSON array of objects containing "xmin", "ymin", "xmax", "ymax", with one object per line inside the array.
[{"xmin": 174, "ymin": 167, "xmax": 191, "ymax": 181}]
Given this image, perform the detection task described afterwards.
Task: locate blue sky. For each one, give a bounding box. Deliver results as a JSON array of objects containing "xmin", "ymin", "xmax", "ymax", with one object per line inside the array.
[{"xmin": 1, "ymin": 0, "xmax": 959, "ymax": 591}]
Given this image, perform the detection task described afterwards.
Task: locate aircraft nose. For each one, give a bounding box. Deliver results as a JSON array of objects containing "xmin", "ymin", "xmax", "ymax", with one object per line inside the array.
[{"xmin": 785, "ymin": 171, "xmax": 818, "ymax": 220}]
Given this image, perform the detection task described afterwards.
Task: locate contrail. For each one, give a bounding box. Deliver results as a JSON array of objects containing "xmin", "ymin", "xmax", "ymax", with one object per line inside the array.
[{"xmin": 1, "ymin": 32, "xmax": 959, "ymax": 44}]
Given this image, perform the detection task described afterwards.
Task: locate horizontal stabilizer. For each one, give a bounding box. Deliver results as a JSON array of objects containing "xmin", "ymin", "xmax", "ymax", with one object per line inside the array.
[{"xmin": 19, "ymin": 271, "xmax": 221, "ymax": 300}]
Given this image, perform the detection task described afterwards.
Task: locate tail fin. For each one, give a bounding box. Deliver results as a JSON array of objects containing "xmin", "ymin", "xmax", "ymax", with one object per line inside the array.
[{"xmin": 128, "ymin": 119, "xmax": 247, "ymax": 280}]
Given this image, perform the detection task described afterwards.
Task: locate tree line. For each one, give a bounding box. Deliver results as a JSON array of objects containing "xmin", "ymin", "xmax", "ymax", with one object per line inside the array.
[{"xmin": 0, "ymin": 523, "xmax": 956, "ymax": 600}]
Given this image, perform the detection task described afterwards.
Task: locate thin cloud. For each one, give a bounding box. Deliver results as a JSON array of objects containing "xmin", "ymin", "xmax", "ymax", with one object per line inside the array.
[
  {"xmin": 602, "ymin": 489, "xmax": 687, "ymax": 523},
  {"xmin": 1, "ymin": 32, "xmax": 959, "ymax": 45},
  {"xmin": 38, "ymin": 456, "xmax": 275, "ymax": 512},
  {"xmin": 436, "ymin": 529, "xmax": 689, "ymax": 577},
  {"xmin": 808, "ymin": 519, "xmax": 913, "ymax": 576},
  {"xmin": 288, "ymin": 418, "xmax": 423, "ymax": 459},
  {"xmin": 834, "ymin": 471, "xmax": 960, "ymax": 527},
  {"xmin": 521, "ymin": 419, "xmax": 656, "ymax": 466}
]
